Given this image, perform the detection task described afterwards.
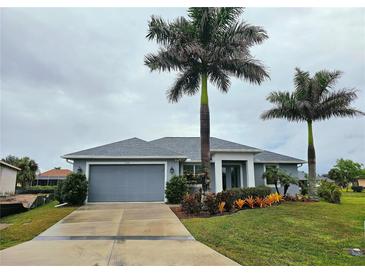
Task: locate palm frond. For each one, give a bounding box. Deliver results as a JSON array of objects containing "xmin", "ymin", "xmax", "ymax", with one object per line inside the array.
[
  {"xmin": 167, "ymin": 69, "xmax": 200, "ymax": 103},
  {"xmin": 315, "ymin": 88, "xmax": 365, "ymax": 120},
  {"xmin": 144, "ymin": 49, "xmax": 185, "ymax": 72},
  {"xmin": 221, "ymin": 57, "xmax": 269, "ymax": 84},
  {"xmin": 146, "ymin": 16, "xmax": 192, "ymax": 46},
  {"xmin": 312, "ymin": 69, "xmax": 342, "ymax": 100},
  {"xmin": 208, "ymin": 67, "xmax": 230, "ymax": 92},
  {"xmin": 215, "ymin": 7, "xmax": 244, "ymax": 28},
  {"xmin": 293, "ymin": 68, "xmax": 310, "ymax": 99},
  {"xmin": 261, "ymin": 91, "xmax": 304, "ymax": 121}
]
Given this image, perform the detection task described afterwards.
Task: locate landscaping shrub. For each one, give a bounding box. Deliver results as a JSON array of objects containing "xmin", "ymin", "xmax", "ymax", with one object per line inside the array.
[
  {"xmin": 203, "ymin": 192, "xmax": 218, "ymax": 215},
  {"xmin": 165, "ymin": 175, "xmax": 188, "ymax": 204},
  {"xmin": 55, "ymin": 181, "xmax": 64, "ymax": 203},
  {"xmin": 351, "ymin": 186, "xmax": 364, "ymax": 192},
  {"xmin": 181, "ymin": 193, "xmax": 202, "ymax": 214},
  {"xmin": 216, "ymin": 190, "xmax": 236, "ymax": 211},
  {"xmin": 59, "ymin": 173, "xmax": 88, "ymax": 205},
  {"xmin": 218, "ymin": 202, "xmax": 225, "ymax": 214},
  {"xmin": 317, "ymin": 180, "xmax": 342, "ymax": 204}
]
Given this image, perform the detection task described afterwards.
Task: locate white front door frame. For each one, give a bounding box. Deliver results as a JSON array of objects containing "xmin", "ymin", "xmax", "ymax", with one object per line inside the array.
[{"xmin": 212, "ymin": 152, "xmax": 256, "ymax": 192}]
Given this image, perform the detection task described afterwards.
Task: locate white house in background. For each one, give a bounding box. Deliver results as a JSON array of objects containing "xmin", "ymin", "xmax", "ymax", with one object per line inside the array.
[{"xmin": 0, "ymin": 160, "xmax": 21, "ymax": 196}]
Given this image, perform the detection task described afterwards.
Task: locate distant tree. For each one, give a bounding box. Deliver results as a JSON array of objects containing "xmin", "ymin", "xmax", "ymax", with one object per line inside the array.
[
  {"xmin": 2, "ymin": 155, "xmax": 39, "ymax": 189},
  {"xmin": 328, "ymin": 159, "xmax": 363, "ymax": 189}
]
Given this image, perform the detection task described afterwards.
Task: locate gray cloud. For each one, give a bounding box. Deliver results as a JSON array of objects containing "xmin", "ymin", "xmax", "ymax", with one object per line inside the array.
[{"xmin": 1, "ymin": 7, "xmax": 364, "ymax": 174}]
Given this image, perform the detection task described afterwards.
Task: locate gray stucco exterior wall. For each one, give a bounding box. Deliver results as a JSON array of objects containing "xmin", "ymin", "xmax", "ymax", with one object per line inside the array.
[{"xmin": 254, "ymin": 163, "xmax": 265, "ymax": 186}]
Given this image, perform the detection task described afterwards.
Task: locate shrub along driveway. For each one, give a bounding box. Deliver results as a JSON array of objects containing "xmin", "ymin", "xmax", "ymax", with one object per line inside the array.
[
  {"xmin": 0, "ymin": 203, "xmax": 237, "ymax": 266},
  {"xmin": 182, "ymin": 191, "xmax": 365, "ymax": 265}
]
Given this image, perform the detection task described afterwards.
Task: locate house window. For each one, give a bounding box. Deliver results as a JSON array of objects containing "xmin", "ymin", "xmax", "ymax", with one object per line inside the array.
[{"xmin": 183, "ymin": 164, "xmax": 203, "ymax": 175}]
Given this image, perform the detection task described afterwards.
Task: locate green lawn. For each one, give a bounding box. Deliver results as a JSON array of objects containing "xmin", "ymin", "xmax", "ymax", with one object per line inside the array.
[
  {"xmin": 182, "ymin": 192, "xmax": 365, "ymax": 265},
  {"xmin": 0, "ymin": 201, "xmax": 77, "ymax": 250}
]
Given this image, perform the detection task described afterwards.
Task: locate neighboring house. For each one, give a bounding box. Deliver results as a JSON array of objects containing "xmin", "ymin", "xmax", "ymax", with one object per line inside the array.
[
  {"xmin": 357, "ymin": 176, "xmax": 365, "ymax": 187},
  {"xmin": 62, "ymin": 137, "xmax": 306, "ymax": 202},
  {"xmin": 298, "ymin": 171, "xmax": 334, "ymax": 185},
  {"xmin": 33, "ymin": 168, "xmax": 72, "ymax": 186},
  {"xmin": 0, "ymin": 160, "xmax": 21, "ymax": 196}
]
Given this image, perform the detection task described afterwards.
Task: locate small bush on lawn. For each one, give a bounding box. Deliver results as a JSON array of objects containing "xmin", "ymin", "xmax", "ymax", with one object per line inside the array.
[
  {"xmin": 351, "ymin": 186, "xmax": 364, "ymax": 192},
  {"xmin": 318, "ymin": 180, "xmax": 342, "ymax": 204},
  {"xmin": 203, "ymin": 192, "xmax": 219, "ymax": 215},
  {"xmin": 57, "ymin": 173, "xmax": 88, "ymax": 205},
  {"xmin": 165, "ymin": 175, "xmax": 188, "ymax": 204},
  {"xmin": 181, "ymin": 193, "xmax": 202, "ymax": 214}
]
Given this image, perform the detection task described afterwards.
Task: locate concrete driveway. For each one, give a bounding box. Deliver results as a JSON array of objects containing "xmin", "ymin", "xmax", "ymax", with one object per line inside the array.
[{"xmin": 0, "ymin": 203, "xmax": 238, "ymax": 266}]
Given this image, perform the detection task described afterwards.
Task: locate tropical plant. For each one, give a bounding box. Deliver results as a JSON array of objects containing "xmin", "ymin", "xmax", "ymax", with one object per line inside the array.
[
  {"xmin": 328, "ymin": 159, "xmax": 363, "ymax": 189},
  {"xmin": 262, "ymin": 166, "xmax": 296, "ymax": 194},
  {"xmin": 234, "ymin": 198, "xmax": 245, "ymax": 209},
  {"xmin": 218, "ymin": 201, "xmax": 226, "ymax": 214},
  {"xmin": 165, "ymin": 175, "xmax": 188, "ymax": 203},
  {"xmin": 2, "ymin": 155, "xmax": 39, "ymax": 189},
  {"xmin": 145, "ymin": 8, "xmax": 269, "ymax": 190},
  {"xmin": 280, "ymin": 172, "xmax": 298, "ymax": 196},
  {"xmin": 245, "ymin": 196, "xmax": 255, "ymax": 208},
  {"xmin": 255, "ymin": 196, "xmax": 264, "ymax": 208},
  {"xmin": 181, "ymin": 193, "xmax": 202, "ymax": 214},
  {"xmin": 204, "ymin": 192, "xmax": 219, "ymax": 215},
  {"xmin": 261, "ymin": 68, "xmax": 364, "ymax": 198}
]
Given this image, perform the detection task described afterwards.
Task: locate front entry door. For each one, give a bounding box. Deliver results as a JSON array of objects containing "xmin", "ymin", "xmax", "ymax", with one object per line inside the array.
[{"xmin": 222, "ymin": 165, "xmax": 241, "ymax": 190}]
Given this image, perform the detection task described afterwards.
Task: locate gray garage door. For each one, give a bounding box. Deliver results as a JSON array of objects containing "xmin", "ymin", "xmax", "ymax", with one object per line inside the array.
[{"xmin": 88, "ymin": 164, "xmax": 165, "ymax": 202}]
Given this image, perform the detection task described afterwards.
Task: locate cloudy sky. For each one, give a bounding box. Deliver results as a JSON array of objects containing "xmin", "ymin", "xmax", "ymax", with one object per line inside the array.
[{"xmin": 1, "ymin": 7, "xmax": 364, "ymax": 174}]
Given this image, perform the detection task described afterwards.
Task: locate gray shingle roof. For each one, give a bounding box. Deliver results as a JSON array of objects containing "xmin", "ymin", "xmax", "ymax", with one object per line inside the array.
[
  {"xmin": 150, "ymin": 137, "xmax": 262, "ymax": 161},
  {"xmin": 63, "ymin": 136, "xmax": 305, "ymax": 163},
  {"xmin": 62, "ymin": 137, "xmax": 186, "ymax": 159},
  {"xmin": 254, "ymin": 150, "xmax": 306, "ymax": 164}
]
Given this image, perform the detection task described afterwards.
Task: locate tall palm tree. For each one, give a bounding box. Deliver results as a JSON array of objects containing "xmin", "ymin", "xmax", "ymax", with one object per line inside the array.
[
  {"xmin": 261, "ymin": 68, "xmax": 364, "ymax": 198},
  {"xmin": 145, "ymin": 8, "xmax": 269, "ymax": 189}
]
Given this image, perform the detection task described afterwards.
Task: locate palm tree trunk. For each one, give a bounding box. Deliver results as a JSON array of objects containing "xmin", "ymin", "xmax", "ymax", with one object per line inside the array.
[
  {"xmin": 200, "ymin": 73, "xmax": 211, "ymax": 191},
  {"xmin": 307, "ymin": 120, "xmax": 317, "ymax": 198}
]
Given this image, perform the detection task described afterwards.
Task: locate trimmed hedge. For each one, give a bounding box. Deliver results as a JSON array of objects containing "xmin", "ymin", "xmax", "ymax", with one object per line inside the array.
[
  {"xmin": 16, "ymin": 185, "xmax": 57, "ymax": 194},
  {"xmin": 351, "ymin": 185, "xmax": 364, "ymax": 192}
]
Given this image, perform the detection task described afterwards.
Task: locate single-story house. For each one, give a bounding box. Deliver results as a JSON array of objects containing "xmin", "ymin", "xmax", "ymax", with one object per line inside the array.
[
  {"xmin": 0, "ymin": 160, "xmax": 21, "ymax": 196},
  {"xmin": 33, "ymin": 168, "xmax": 72, "ymax": 186},
  {"xmin": 62, "ymin": 137, "xmax": 306, "ymax": 202}
]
